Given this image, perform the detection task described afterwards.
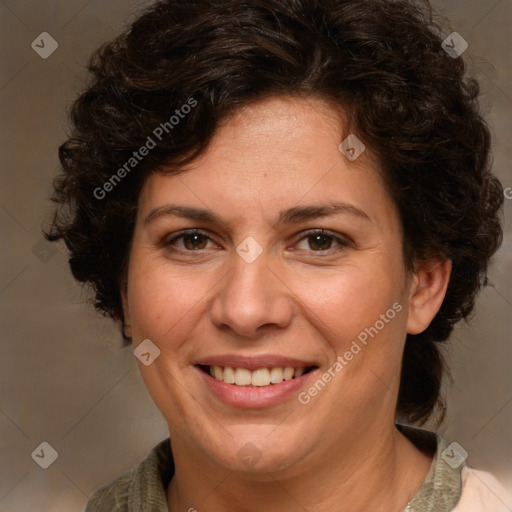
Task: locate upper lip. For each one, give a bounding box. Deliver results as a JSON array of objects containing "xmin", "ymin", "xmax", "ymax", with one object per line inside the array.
[{"xmin": 194, "ymin": 354, "xmax": 318, "ymax": 371}]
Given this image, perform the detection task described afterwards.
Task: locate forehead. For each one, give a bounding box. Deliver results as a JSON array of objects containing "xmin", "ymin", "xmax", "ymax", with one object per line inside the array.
[{"xmin": 137, "ymin": 96, "xmax": 396, "ymax": 231}]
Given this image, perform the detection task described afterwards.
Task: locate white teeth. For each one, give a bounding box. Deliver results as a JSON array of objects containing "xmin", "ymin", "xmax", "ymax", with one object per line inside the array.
[
  {"xmin": 294, "ymin": 367, "xmax": 304, "ymax": 378},
  {"xmin": 208, "ymin": 365, "xmax": 308, "ymax": 386},
  {"xmin": 234, "ymin": 368, "xmax": 252, "ymax": 386},
  {"xmin": 283, "ymin": 367, "xmax": 294, "ymax": 380},
  {"xmin": 251, "ymin": 368, "xmax": 270, "ymax": 387},
  {"xmin": 269, "ymin": 367, "xmax": 283, "ymax": 383},
  {"xmin": 214, "ymin": 365, "xmax": 223, "ymax": 381},
  {"xmin": 223, "ymin": 366, "xmax": 236, "ymax": 384}
]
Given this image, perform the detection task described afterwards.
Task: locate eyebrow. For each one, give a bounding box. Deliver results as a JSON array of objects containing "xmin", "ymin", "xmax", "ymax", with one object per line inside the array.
[{"xmin": 143, "ymin": 201, "xmax": 372, "ymax": 228}]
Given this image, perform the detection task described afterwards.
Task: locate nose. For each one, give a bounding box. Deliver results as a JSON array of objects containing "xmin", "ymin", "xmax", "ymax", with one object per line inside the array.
[{"xmin": 210, "ymin": 249, "xmax": 294, "ymax": 340}]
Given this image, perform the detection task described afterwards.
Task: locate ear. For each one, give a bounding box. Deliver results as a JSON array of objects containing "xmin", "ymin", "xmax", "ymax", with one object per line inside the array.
[{"xmin": 407, "ymin": 258, "xmax": 452, "ymax": 335}]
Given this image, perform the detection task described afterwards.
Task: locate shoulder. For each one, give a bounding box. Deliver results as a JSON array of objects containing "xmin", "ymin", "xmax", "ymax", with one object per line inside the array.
[
  {"xmin": 84, "ymin": 438, "xmax": 174, "ymax": 512},
  {"xmin": 453, "ymin": 466, "xmax": 512, "ymax": 512},
  {"xmin": 398, "ymin": 425, "xmax": 512, "ymax": 512}
]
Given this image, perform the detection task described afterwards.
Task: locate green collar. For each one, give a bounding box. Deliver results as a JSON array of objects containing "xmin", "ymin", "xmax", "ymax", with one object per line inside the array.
[{"xmin": 398, "ymin": 424, "xmax": 465, "ymax": 511}]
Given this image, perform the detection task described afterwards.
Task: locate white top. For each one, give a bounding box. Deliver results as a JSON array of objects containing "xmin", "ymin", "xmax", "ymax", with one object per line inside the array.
[{"xmin": 454, "ymin": 466, "xmax": 511, "ymax": 511}]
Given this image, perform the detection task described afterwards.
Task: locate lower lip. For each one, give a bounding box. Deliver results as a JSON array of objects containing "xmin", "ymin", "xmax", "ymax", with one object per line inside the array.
[{"xmin": 197, "ymin": 367, "xmax": 317, "ymax": 409}]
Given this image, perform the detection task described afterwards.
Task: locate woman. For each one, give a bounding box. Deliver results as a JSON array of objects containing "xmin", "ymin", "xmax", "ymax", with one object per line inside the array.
[{"xmin": 45, "ymin": 0, "xmax": 508, "ymax": 510}]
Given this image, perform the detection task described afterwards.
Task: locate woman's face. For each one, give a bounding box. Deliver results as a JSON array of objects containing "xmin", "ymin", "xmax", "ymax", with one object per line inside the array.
[{"xmin": 122, "ymin": 96, "xmax": 439, "ymax": 473}]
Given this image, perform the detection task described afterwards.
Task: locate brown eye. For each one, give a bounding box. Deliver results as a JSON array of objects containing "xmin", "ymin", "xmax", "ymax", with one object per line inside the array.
[
  {"xmin": 166, "ymin": 230, "xmax": 213, "ymax": 251},
  {"xmin": 307, "ymin": 234, "xmax": 335, "ymax": 251},
  {"xmin": 182, "ymin": 233, "xmax": 209, "ymax": 250},
  {"xmin": 294, "ymin": 230, "xmax": 350, "ymax": 253}
]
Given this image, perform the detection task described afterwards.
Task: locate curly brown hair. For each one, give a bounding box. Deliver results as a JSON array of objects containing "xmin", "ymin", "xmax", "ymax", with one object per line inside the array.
[{"xmin": 45, "ymin": 0, "xmax": 504, "ymax": 425}]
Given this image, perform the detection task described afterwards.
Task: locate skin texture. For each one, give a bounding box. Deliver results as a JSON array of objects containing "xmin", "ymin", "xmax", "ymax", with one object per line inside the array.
[{"xmin": 121, "ymin": 96, "xmax": 451, "ymax": 511}]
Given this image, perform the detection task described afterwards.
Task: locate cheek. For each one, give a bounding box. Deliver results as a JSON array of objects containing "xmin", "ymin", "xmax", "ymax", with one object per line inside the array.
[
  {"xmin": 296, "ymin": 268, "xmax": 407, "ymax": 410},
  {"xmin": 126, "ymin": 251, "xmax": 210, "ymax": 341},
  {"xmin": 300, "ymin": 264, "xmax": 403, "ymax": 340},
  {"xmin": 299, "ymin": 260, "xmax": 409, "ymax": 398}
]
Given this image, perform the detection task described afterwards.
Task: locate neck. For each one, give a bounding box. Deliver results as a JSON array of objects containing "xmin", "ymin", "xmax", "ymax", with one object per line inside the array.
[{"xmin": 166, "ymin": 424, "xmax": 433, "ymax": 512}]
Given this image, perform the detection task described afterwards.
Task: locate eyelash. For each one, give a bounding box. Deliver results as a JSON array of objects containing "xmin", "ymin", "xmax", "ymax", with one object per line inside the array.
[{"xmin": 164, "ymin": 229, "xmax": 351, "ymax": 255}]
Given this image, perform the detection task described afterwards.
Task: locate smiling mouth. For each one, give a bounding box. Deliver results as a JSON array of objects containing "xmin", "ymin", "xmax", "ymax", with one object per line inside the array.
[{"xmin": 198, "ymin": 365, "xmax": 318, "ymax": 386}]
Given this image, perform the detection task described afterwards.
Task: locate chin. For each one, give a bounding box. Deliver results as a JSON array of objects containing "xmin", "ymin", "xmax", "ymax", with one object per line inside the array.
[{"xmin": 205, "ymin": 429, "xmax": 311, "ymax": 475}]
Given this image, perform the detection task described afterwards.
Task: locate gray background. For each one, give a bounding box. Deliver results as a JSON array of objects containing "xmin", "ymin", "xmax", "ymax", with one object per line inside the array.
[{"xmin": 0, "ymin": 1, "xmax": 511, "ymax": 510}]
